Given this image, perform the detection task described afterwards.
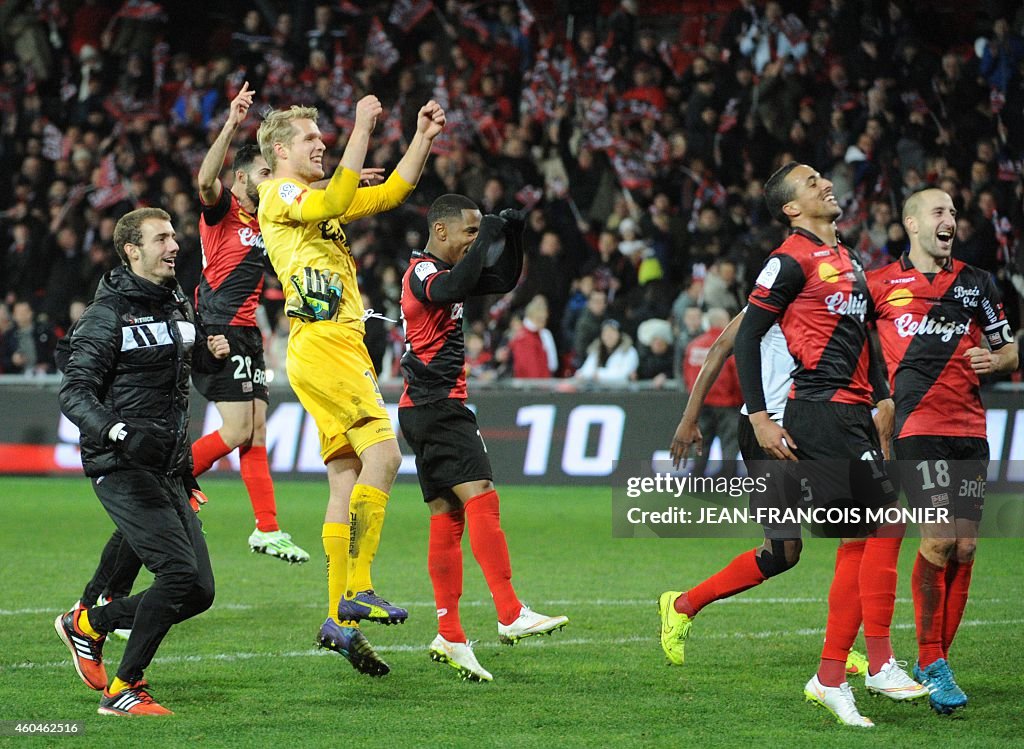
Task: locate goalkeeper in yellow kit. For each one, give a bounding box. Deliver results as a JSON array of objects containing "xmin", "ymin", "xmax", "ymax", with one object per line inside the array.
[{"xmin": 256, "ymin": 95, "xmax": 445, "ymax": 676}]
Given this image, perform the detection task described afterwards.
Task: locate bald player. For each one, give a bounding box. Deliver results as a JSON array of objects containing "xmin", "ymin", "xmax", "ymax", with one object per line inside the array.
[{"xmin": 867, "ymin": 187, "xmax": 1017, "ymax": 715}]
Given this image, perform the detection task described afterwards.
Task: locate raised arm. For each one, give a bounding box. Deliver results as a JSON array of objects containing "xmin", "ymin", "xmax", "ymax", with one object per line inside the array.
[
  {"xmin": 197, "ymin": 81, "xmax": 254, "ymax": 205},
  {"xmin": 395, "ymin": 100, "xmax": 446, "ymax": 187},
  {"xmin": 293, "ymin": 95, "xmax": 382, "ymax": 223}
]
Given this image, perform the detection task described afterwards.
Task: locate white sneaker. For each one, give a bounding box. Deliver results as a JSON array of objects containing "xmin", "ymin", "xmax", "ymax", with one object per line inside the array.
[
  {"xmin": 497, "ymin": 605, "xmax": 569, "ymax": 645},
  {"xmin": 429, "ymin": 635, "xmax": 493, "ymax": 682},
  {"xmin": 865, "ymin": 657, "xmax": 928, "ymax": 700},
  {"xmin": 248, "ymin": 529, "xmax": 310, "ymax": 564},
  {"xmin": 92, "ymin": 596, "xmax": 132, "ymax": 641},
  {"xmin": 804, "ymin": 674, "xmax": 875, "ymax": 727}
]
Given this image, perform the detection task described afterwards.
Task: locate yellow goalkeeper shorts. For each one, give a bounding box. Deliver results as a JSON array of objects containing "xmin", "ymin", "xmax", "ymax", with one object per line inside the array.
[{"xmin": 286, "ymin": 320, "xmax": 395, "ymax": 462}]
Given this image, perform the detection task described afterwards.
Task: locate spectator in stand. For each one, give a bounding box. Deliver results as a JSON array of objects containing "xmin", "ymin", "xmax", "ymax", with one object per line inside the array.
[
  {"xmin": 636, "ymin": 318, "xmax": 675, "ymax": 387},
  {"xmin": 577, "ymin": 319, "xmax": 639, "ymax": 384},
  {"xmin": 702, "ymin": 258, "xmax": 744, "ymax": 318},
  {"xmin": 465, "ymin": 331, "xmax": 496, "ymax": 382},
  {"xmin": 573, "ymin": 288, "xmax": 608, "ymax": 367},
  {"xmin": 682, "ymin": 307, "xmax": 742, "ymax": 477},
  {"xmin": 1, "ymin": 299, "xmax": 56, "ymax": 375},
  {"xmin": 509, "ymin": 296, "xmax": 557, "ymax": 378}
]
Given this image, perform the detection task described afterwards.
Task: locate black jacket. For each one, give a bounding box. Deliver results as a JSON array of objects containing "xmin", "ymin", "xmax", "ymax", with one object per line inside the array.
[{"xmin": 58, "ymin": 266, "xmax": 222, "ymax": 477}]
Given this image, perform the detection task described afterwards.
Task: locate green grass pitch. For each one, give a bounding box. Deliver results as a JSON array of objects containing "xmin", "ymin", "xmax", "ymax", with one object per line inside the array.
[{"xmin": 1, "ymin": 477, "xmax": 1021, "ymax": 747}]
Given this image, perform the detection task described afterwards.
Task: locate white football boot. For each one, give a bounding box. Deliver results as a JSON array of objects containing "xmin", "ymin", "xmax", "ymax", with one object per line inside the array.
[
  {"xmin": 429, "ymin": 635, "xmax": 493, "ymax": 682},
  {"xmin": 804, "ymin": 674, "xmax": 875, "ymax": 727}
]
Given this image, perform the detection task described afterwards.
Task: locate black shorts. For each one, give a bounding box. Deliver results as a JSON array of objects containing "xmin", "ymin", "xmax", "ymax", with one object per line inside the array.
[
  {"xmin": 398, "ymin": 399, "xmax": 492, "ymax": 501},
  {"xmin": 738, "ymin": 414, "xmax": 800, "ymax": 539},
  {"xmin": 192, "ymin": 325, "xmax": 269, "ymax": 403},
  {"xmin": 784, "ymin": 400, "xmax": 898, "ymax": 536},
  {"xmin": 893, "ymin": 435, "xmax": 988, "ymax": 522}
]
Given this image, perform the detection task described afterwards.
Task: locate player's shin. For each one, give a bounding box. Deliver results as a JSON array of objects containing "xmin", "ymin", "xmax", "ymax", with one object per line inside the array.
[
  {"xmin": 861, "ymin": 525, "xmax": 904, "ymax": 674},
  {"xmin": 429, "ymin": 511, "xmax": 466, "ymax": 642},
  {"xmin": 464, "ymin": 490, "xmax": 521, "ymax": 624},
  {"xmin": 818, "ymin": 540, "xmax": 866, "ymax": 686},
  {"xmin": 323, "ymin": 522, "xmax": 350, "ymax": 624},
  {"xmin": 347, "ymin": 484, "xmax": 389, "ymax": 595}
]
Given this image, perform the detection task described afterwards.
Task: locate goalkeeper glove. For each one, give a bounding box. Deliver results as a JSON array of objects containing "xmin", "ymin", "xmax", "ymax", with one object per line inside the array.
[{"xmin": 287, "ymin": 267, "xmax": 343, "ymax": 322}]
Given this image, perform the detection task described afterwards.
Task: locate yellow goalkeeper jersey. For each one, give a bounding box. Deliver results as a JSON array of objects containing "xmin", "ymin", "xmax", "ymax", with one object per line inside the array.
[{"xmin": 257, "ymin": 170, "xmax": 415, "ymax": 331}]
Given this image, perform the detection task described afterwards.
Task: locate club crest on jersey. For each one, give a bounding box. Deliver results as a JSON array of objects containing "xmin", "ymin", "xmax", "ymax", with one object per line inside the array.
[
  {"xmin": 824, "ymin": 291, "xmax": 868, "ymax": 319},
  {"xmin": 953, "ymin": 285, "xmax": 980, "ymax": 307},
  {"xmin": 894, "ymin": 313, "xmax": 970, "ymax": 342}
]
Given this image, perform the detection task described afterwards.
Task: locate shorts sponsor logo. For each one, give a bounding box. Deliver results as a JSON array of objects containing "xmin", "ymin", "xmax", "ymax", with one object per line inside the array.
[
  {"xmin": 930, "ymin": 492, "xmax": 950, "ymax": 507},
  {"xmin": 242, "ymin": 381, "xmax": 253, "ymax": 393},
  {"xmin": 278, "ymin": 182, "xmax": 301, "ymax": 204},
  {"xmin": 755, "ymin": 257, "xmax": 781, "ymax": 289}
]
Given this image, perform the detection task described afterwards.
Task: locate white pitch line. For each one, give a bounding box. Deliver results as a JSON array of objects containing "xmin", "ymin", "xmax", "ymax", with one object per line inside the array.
[
  {"xmin": 6, "ymin": 618, "xmax": 1022, "ymax": 672},
  {"xmin": 0, "ymin": 597, "xmax": 1013, "ymax": 617}
]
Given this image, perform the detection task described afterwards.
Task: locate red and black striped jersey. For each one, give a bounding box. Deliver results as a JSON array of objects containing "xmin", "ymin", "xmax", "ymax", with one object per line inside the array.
[
  {"xmin": 867, "ymin": 254, "xmax": 1012, "ymax": 439},
  {"xmin": 196, "ymin": 187, "xmax": 265, "ymax": 327},
  {"xmin": 399, "ymin": 251, "xmax": 467, "ymax": 407},
  {"xmin": 747, "ymin": 228, "xmax": 873, "ymax": 405}
]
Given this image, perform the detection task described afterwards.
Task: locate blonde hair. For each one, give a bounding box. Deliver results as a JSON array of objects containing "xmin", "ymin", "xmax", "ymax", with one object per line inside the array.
[{"xmin": 256, "ymin": 105, "xmax": 319, "ymax": 171}]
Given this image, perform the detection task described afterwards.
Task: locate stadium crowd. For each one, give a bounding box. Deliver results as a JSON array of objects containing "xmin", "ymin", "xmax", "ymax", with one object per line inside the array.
[{"xmin": 2, "ymin": 0, "xmax": 1024, "ymax": 386}]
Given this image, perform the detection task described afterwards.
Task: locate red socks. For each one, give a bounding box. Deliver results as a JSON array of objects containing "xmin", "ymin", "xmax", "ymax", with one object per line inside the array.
[
  {"xmin": 464, "ymin": 490, "xmax": 522, "ymax": 625},
  {"xmin": 861, "ymin": 530, "xmax": 903, "ymax": 673},
  {"xmin": 818, "ymin": 540, "xmax": 866, "ymax": 686},
  {"xmin": 191, "ymin": 431, "xmax": 231, "ymax": 476},
  {"xmin": 943, "ymin": 559, "xmax": 973, "ymax": 658},
  {"xmin": 675, "ymin": 549, "xmax": 766, "ymax": 617},
  {"xmin": 240, "ymin": 445, "xmax": 279, "ymax": 532},
  {"xmin": 911, "ymin": 552, "xmax": 946, "ymax": 668},
  {"xmin": 429, "ymin": 511, "xmax": 466, "ymax": 642}
]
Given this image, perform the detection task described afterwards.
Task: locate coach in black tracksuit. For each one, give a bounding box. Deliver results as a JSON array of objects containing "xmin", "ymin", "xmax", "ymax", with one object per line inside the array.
[{"xmin": 58, "ymin": 207, "xmax": 228, "ymax": 711}]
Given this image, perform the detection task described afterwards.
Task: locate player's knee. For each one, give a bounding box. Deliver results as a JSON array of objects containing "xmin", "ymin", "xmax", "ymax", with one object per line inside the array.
[
  {"xmin": 955, "ymin": 539, "xmax": 976, "ymax": 563},
  {"xmin": 192, "ymin": 579, "xmax": 215, "ymax": 615},
  {"xmin": 921, "ymin": 537, "xmax": 956, "ymax": 562},
  {"xmin": 219, "ymin": 422, "xmax": 252, "ymax": 449},
  {"xmin": 374, "ymin": 439, "xmax": 402, "ymax": 480},
  {"xmin": 756, "ymin": 539, "xmax": 801, "ymax": 578}
]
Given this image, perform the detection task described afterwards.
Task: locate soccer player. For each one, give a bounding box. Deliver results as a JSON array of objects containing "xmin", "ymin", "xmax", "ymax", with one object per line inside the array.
[
  {"xmin": 399, "ymin": 194, "xmax": 568, "ymax": 682},
  {"xmin": 868, "ymin": 188, "xmax": 1017, "ymax": 714},
  {"xmin": 662, "ymin": 162, "xmax": 922, "ymax": 728},
  {"xmin": 189, "ymin": 81, "xmax": 309, "ymax": 563},
  {"xmin": 56, "ymin": 208, "xmax": 229, "ymax": 715},
  {"xmin": 256, "ymin": 95, "xmax": 445, "ymax": 676}
]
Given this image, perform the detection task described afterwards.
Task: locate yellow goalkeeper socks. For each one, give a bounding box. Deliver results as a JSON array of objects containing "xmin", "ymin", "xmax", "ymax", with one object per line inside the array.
[
  {"xmin": 322, "ymin": 522, "xmax": 350, "ymax": 624},
  {"xmin": 347, "ymin": 485, "xmax": 389, "ymax": 596},
  {"xmin": 108, "ymin": 676, "xmax": 131, "ymax": 696}
]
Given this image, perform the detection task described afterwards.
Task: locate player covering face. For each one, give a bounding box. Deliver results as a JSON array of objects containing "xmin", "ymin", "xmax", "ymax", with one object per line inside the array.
[{"xmin": 398, "ymin": 194, "xmax": 568, "ymax": 681}]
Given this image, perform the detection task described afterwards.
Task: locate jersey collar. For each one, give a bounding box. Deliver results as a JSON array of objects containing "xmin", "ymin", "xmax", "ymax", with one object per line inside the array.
[
  {"xmin": 898, "ymin": 252, "xmax": 953, "ymax": 273},
  {"xmin": 412, "ymin": 249, "xmax": 452, "ymax": 269},
  {"xmin": 791, "ymin": 226, "xmax": 842, "ymax": 250}
]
